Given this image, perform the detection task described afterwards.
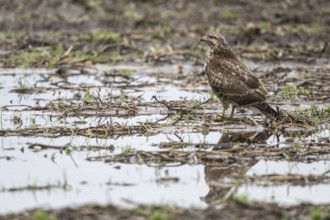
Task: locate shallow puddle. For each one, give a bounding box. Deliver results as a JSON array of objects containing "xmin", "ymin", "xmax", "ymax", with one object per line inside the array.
[
  {"xmin": 1, "ymin": 128, "xmax": 330, "ymax": 213},
  {"xmin": 0, "ymin": 63, "xmax": 329, "ymax": 214}
]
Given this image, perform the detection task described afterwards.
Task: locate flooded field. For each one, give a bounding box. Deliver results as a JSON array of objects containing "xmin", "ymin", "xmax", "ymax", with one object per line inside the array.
[{"xmin": 0, "ymin": 0, "xmax": 330, "ymax": 219}]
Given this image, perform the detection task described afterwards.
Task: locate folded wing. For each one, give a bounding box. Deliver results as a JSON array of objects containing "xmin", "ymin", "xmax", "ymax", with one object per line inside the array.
[{"xmin": 206, "ymin": 58, "xmax": 268, "ymax": 106}]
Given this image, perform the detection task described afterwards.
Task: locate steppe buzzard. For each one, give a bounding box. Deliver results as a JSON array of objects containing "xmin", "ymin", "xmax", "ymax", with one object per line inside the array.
[{"xmin": 201, "ymin": 33, "xmax": 279, "ymax": 119}]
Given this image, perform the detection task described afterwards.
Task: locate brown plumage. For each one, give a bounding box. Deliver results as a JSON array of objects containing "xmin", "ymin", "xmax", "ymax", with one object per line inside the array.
[{"xmin": 201, "ymin": 33, "xmax": 279, "ymax": 119}]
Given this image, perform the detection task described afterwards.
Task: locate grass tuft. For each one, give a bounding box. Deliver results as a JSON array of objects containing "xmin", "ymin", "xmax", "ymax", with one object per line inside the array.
[
  {"xmin": 219, "ymin": 11, "xmax": 237, "ymax": 19},
  {"xmin": 258, "ymin": 21, "xmax": 271, "ymax": 30},
  {"xmin": 32, "ymin": 209, "xmax": 57, "ymax": 220},
  {"xmin": 81, "ymin": 31, "xmax": 120, "ymax": 44}
]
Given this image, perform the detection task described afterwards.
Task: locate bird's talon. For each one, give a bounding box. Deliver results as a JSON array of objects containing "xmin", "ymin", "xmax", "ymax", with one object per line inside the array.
[
  {"xmin": 212, "ymin": 115, "xmax": 232, "ymax": 121},
  {"xmin": 212, "ymin": 115, "xmax": 225, "ymax": 122}
]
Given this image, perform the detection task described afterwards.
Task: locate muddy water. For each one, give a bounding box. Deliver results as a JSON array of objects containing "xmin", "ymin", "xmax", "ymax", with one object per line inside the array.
[{"xmin": 0, "ymin": 63, "xmax": 329, "ymax": 214}]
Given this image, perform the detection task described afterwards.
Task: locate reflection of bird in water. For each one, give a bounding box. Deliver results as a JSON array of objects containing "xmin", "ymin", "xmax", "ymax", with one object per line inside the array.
[
  {"xmin": 202, "ymin": 131, "xmax": 272, "ymax": 205},
  {"xmin": 218, "ymin": 131, "xmax": 272, "ymax": 146}
]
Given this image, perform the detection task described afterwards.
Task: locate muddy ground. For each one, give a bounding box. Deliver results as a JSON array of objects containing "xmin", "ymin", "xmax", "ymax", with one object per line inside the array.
[{"xmin": 0, "ymin": 0, "xmax": 329, "ymax": 219}]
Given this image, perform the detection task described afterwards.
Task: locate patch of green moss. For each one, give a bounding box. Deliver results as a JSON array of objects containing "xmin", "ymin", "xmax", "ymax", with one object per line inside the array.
[
  {"xmin": 325, "ymin": 105, "xmax": 330, "ymax": 113},
  {"xmin": 7, "ymin": 44, "xmax": 65, "ymax": 67},
  {"xmin": 278, "ymin": 85, "xmax": 310, "ymax": 99},
  {"xmin": 258, "ymin": 21, "xmax": 271, "ymax": 30},
  {"xmin": 309, "ymin": 207, "xmax": 330, "ymax": 220},
  {"xmin": 219, "ymin": 11, "xmax": 237, "ymax": 19},
  {"xmin": 32, "ymin": 209, "xmax": 57, "ymax": 220},
  {"xmin": 7, "ymin": 50, "xmax": 47, "ymax": 67},
  {"xmin": 232, "ymin": 194, "xmax": 250, "ymax": 205},
  {"xmin": 121, "ymin": 145, "xmax": 134, "ymax": 154},
  {"xmin": 280, "ymin": 212, "xmax": 290, "ymax": 220},
  {"xmin": 150, "ymin": 210, "xmax": 170, "ymax": 220},
  {"xmin": 135, "ymin": 207, "xmax": 171, "ymax": 220},
  {"xmin": 309, "ymin": 104, "xmax": 330, "ymax": 126},
  {"xmin": 209, "ymin": 91, "xmax": 218, "ymax": 101},
  {"xmin": 81, "ymin": 31, "xmax": 120, "ymax": 44}
]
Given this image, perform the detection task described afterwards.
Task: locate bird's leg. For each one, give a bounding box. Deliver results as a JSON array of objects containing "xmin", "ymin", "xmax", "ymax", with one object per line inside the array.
[
  {"xmin": 221, "ymin": 107, "xmax": 226, "ymax": 118},
  {"xmin": 211, "ymin": 107, "xmax": 226, "ymax": 122},
  {"xmin": 212, "ymin": 106, "xmax": 227, "ymax": 122},
  {"xmin": 212, "ymin": 99, "xmax": 230, "ymax": 122},
  {"xmin": 230, "ymin": 106, "xmax": 236, "ymax": 118}
]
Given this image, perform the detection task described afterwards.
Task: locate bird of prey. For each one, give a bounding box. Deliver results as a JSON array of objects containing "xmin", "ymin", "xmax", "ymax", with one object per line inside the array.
[{"xmin": 201, "ymin": 33, "xmax": 279, "ymax": 119}]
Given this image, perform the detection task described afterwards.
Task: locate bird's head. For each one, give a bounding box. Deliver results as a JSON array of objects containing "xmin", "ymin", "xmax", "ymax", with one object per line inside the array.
[
  {"xmin": 201, "ymin": 33, "xmax": 227, "ymax": 48},
  {"xmin": 201, "ymin": 33, "xmax": 235, "ymax": 58}
]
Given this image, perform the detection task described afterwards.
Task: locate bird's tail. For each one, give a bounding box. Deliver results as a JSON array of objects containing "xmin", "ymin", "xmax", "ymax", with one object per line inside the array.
[{"xmin": 252, "ymin": 102, "xmax": 280, "ymax": 120}]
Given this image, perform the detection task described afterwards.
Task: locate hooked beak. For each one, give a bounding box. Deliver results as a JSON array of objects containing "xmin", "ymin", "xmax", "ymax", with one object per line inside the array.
[
  {"xmin": 200, "ymin": 35, "xmax": 214, "ymax": 47},
  {"xmin": 200, "ymin": 35, "xmax": 209, "ymax": 43}
]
